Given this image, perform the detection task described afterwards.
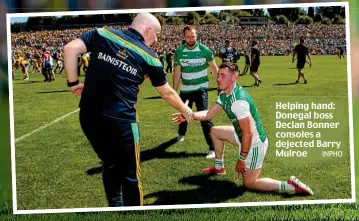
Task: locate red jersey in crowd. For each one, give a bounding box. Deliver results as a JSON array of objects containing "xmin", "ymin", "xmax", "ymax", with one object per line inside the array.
[{"xmin": 42, "ymin": 51, "xmax": 51, "ymax": 61}]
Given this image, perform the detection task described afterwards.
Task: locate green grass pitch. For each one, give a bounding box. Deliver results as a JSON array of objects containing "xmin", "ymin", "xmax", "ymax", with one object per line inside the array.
[{"xmin": 1, "ymin": 55, "xmax": 358, "ymax": 220}]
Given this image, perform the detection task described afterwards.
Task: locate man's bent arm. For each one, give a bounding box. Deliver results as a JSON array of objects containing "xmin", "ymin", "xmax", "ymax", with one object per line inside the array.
[
  {"xmin": 156, "ymin": 82, "xmax": 191, "ymax": 114},
  {"xmin": 193, "ymin": 103, "xmax": 222, "ymax": 121},
  {"xmin": 292, "ymin": 51, "xmax": 296, "ymax": 63},
  {"xmin": 238, "ymin": 117, "xmax": 253, "ymax": 158},
  {"xmin": 173, "ymin": 66, "xmax": 181, "ymax": 91},
  {"xmin": 64, "ymin": 39, "xmax": 87, "ymax": 82}
]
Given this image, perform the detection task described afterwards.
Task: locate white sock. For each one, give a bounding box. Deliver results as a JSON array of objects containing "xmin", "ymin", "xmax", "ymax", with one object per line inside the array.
[
  {"xmin": 215, "ymin": 159, "xmax": 224, "ymax": 170},
  {"xmin": 279, "ymin": 181, "xmax": 295, "ymax": 191}
]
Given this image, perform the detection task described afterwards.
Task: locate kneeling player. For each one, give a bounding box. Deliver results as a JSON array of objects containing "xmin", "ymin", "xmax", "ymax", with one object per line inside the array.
[{"xmin": 173, "ymin": 63, "xmax": 313, "ymax": 196}]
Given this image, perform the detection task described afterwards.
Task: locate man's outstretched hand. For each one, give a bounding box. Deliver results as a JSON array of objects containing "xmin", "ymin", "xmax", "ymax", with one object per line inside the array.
[{"xmin": 174, "ymin": 100, "xmax": 193, "ymax": 124}]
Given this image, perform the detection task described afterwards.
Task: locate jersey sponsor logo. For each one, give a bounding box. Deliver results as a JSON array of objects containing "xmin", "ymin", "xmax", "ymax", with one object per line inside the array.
[
  {"xmin": 180, "ymin": 59, "xmax": 206, "ymax": 67},
  {"xmin": 98, "ymin": 52, "xmax": 138, "ymax": 76},
  {"xmin": 116, "ymin": 49, "xmax": 128, "ymax": 60}
]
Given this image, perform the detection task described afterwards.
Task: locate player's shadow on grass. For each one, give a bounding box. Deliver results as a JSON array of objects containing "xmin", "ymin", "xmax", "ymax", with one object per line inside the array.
[
  {"xmin": 37, "ymin": 90, "xmax": 70, "ymax": 94},
  {"xmin": 17, "ymin": 80, "xmax": 43, "ymax": 84},
  {"xmin": 244, "ymin": 188, "xmax": 310, "ymax": 199},
  {"xmin": 144, "ymin": 96, "xmax": 162, "ymax": 100},
  {"xmin": 37, "ymin": 90, "xmax": 69, "ymax": 94},
  {"xmin": 207, "ymin": 87, "xmax": 218, "ymax": 92},
  {"xmin": 141, "ymin": 138, "xmax": 206, "ymax": 162},
  {"xmin": 145, "ymin": 174, "xmax": 246, "ymax": 205},
  {"xmin": 86, "ymin": 162, "xmax": 104, "ymax": 175},
  {"xmin": 86, "ymin": 138, "xmax": 206, "ymax": 175},
  {"xmin": 272, "ymin": 82, "xmax": 298, "ymax": 86},
  {"xmin": 241, "ymin": 85, "xmax": 257, "ymax": 88}
]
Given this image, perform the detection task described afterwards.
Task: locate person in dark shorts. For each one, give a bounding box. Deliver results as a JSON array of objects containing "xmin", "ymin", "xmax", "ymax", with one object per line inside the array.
[
  {"xmin": 240, "ymin": 51, "xmax": 251, "ymax": 76},
  {"xmin": 337, "ymin": 47, "xmax": 345, "ymax": 59},
  {"xmin": 292, "ymin": 38, "xmax": 312, "ymax": 84},
  {"xmin": 165, "ymin": 49, "xmax": 174, "ymax": 73},
  {"xmin": 63, "ymin": 12, "xmax": 194, "ymax": 207},
  {"xmin": 250, "ymin": 40, "xmax": 262, "ymax": 86}
]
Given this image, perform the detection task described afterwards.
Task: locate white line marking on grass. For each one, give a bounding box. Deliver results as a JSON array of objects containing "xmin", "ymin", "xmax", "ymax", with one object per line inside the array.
[{"xmin": 15, "ymin": 108, "xmax": 80, "ymax": 143}]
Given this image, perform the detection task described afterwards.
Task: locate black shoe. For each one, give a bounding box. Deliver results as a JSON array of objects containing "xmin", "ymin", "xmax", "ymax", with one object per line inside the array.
[
  {"xmin": 257, "ymin": 80, "xmax": 262, "ymax": 86},
  {"xmin": 295, "ymin": 80, "xmax": 299, "ymax": 84},
  {"xmin": 304, "ymin": 80, "xmax": 308, "ymax": 84}
]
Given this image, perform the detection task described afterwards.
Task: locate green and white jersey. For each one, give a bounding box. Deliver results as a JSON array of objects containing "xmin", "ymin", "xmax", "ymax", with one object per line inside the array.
[
  {"xmin": 216, "ymin": 84, "xmax": 267, "ymax": 145},
  {"xmin": 174, "ymin": 42, "xmax": 214, "ymax": 93}
]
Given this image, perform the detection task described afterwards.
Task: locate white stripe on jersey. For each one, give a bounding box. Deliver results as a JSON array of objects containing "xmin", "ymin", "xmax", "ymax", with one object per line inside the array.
[
  {"xmin": 182, "ymin": 69, "xmax": 207, "ymax": 80},
  {"xmin": 181, "ymin": 82, "xmax": 209, "ymax": 92}
]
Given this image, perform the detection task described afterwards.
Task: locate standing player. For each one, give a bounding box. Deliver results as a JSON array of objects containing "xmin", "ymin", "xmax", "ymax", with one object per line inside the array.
[
  {"xmin": 11, "ymin": 53, "xmax": 15, "ymax": 80},
  {"xmin": 292, "ymin": 38, "xmax": 312, "ymax": 84},
  {"xmin": 77, "ymin": 53, "xmax": 82, "ymax": 76},
  {"xmin": 165, "ymin": 49, "xmax": 174, "ymax": 73},
  {"xmin": 64, "ymin": 13, "xmax": 194, "ymax": 207},
  {"xmin": 59, "ymin": 48, "xmax": 65, "ymax": 74},
  {"xmin": 42, "ymin": 48, "xmax": 55, "ymax": 82},
  {"xmin": 240, "ymin": 51, "xmax": 251, "ymax": 76},
  {"xmin": 159, "ymin": 51, "xmax": 166, "ymax": 68},
  {"xmin": 80, "ymin": 53, "xmax": 89, "ymax": 75},
  {"xmin": 31, "ymin": 50, "xmax": 41, "ymax": 73},
  {"xmin": 173, "ymin": 26, "xmax": 219, "ymax": 159},
  {"xmin": 173, "ymin": 62, "xmax": 314, "ymax": 196},
  {"xmin": 25, "ymin": 50, "xmax": 33, "ymax": 72},
  {"xmin": 54, "ymin": 49, "xmax": 64, "ymax": 73},
  {"xmin": 337, "ymin": 46, "xmax": 345, "ymax": 59},
  {"xmin": 15, "ymin": 53, "xmax": 30, "ymax": 80},
  {"xmin": 250, "ymin": 40, "xmax": 262, "ymax": 86},
  {"xmin": 219, "ymin": 39, "xmax": 239, "ymax": 64}
]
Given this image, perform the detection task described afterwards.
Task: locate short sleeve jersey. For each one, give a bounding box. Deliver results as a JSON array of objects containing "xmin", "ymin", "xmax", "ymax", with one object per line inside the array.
[
  {"xmin": 216, "ymin": 84, "xmax": 267, "ymax": 145},
  {"xmin": 79, "ymin": 27, "xmax": 167, "ymax": 121},
  {"xmin": 174, "ymin": 42, "xmax": 214, "ymax": 93},
  {"xmin": 294, "ymin": 44, "xmax": 308, "ymax": 62},
  {"xmin": 251, "ymin": 45, "xmax": 260, "ymax": 65},
  {"xmin": 42, "ymin": 52, "xmax": 51, "ymax": 62},
  {"xmin": 220, "ymin": 47, "xmax": 238, "ymax": 63}
]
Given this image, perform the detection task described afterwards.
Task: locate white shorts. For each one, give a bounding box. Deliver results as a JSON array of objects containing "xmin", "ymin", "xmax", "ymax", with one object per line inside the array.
[
  {"xmin": 56, "ymin": 60, "xmax": 63, "ymax": 67},
  {"xmin": 233, "ymin": 130, "xmax": 268, "ymax": 170}
]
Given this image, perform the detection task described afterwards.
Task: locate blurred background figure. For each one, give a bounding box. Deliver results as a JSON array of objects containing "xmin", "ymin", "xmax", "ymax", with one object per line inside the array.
[{"xmin": 2, "ymin": 0, "xmax": 358, "ymax": 99}]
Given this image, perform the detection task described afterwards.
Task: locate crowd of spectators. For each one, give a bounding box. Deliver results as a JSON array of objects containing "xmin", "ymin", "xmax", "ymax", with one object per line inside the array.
[{"xmin": 11, "ymin": 23, "xmax": 346, "ymax": 57}]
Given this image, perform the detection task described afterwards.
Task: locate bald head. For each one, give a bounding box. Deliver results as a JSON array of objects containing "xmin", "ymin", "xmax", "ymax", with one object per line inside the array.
[{"xmin": 130, "ymin": 13, "xmax": 161, "ymax": 47}]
